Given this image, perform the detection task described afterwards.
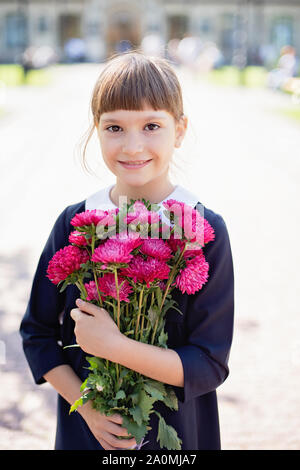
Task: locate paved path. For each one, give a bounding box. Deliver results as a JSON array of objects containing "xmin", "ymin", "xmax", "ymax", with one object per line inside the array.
[{"xmin": 0, "ymin": 64, "xmax": 299, "ymax": 449}]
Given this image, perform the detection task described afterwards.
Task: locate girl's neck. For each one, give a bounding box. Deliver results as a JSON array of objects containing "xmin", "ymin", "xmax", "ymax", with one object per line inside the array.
[{"xmin": 109, "ymin": 178, "xmax": 176, "ymax": 207}]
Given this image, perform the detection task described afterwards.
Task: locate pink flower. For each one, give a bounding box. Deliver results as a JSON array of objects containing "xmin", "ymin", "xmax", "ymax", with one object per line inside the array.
[
  {"xmin": 158, "ymin": 281, "xmax": 167, "ymax": 291},
  {"xmin": 71, "ymin": 209, "xmax": 116, "ymax": 228},
  {"xmin": 173, "ymin": 252, "xmax": 209, "ymax": 294},
  {"xmin": 120, "ymin": 255, "xmax": 170, "ymax": 288},
  {"xmin": 91, "ymin": 239, "xmax": 134, "ymax": 265},
  {"xmin": 163, "ymin": 199, "xmax": 185, "ymax": 216},
  {"xmin": 47, "ymin": 245, "xmax": 89, "ymax": 284},
  {"xmin": 110, "ymin": 231, "xmax": 143, "ymax": 251},
  {"xmin": 84, "ymin": 280, "xmax": 100, "ymax": 301},
  {"xmin": 163, "ymin": 200, "xmax": 215, "ymax": 245},
  {"xmin": 69, "ymin": 230, "xmax": 90, "ymax": 246},
  {"xmin": 98, "ymin": 273, "xmax": 133, "ymax": 302},
  {"xmin": 139, "ymin": 238, "xmax": 172, "ymax": 261},
  {"xmin": 167, "ymin": 235, "xmax": 185, "ymax": 254},
  {"xmin": 124, "ymin": 201, "xmax": 160, "ymax": 225}
]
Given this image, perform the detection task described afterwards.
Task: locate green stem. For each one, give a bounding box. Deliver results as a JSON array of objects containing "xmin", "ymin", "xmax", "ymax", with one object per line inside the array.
[
  {"xmin": 160, "ymin": 244, "xmax": 187, "ymax": 314},
  {"xmin": 151, "ymin": 244, "xmax": 187, "ymax": 345},
  {"xmin": 114, "ymin": 268, "xmax": 121, "ymax": 330},
  {"xmin": 112, "ymin": 298, "xmax": 120, "ymax": 383},
  {"xmin": 144, "ymin": 290, "xmax": 154, "ymax": 342},
  {"xmin": 139, "ymin": 293, "xmax": 148, "ymax": 342},
  {"xmin": 135, "ymin": 285, "xmax": 144, "ymax": 340},
  {"xmin": 76, "ymin": 279, "xmax": 88, "ymax": 300},
  {"xmin": 91, "ymin": 230, "xmax": 103, "ymax": 307}
]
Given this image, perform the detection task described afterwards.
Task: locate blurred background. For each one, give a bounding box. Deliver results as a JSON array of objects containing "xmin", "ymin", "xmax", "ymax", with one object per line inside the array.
[{"xmin": 0, "ymin": 0, "xmax": 300, "ymax": 450}]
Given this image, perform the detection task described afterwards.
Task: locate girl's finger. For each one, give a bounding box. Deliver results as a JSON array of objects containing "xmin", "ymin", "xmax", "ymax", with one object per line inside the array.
[
  {"xmin": 104, "ymin": 432, "xmax": 136, "ymax": 449},
  {"xmin": 108, "ymin": 422, "xmax": 132, "ymax": 438},
  {"xmin": 99, "ymin": 437, "xmax": 118, "ymax": 451},
  {"xmin": 70, "ymin": 308, "xmax": 81, "ymax": 322},
  {"xmin": 107, "ymin": 413, "xmax": 123, "ymax": 425}
]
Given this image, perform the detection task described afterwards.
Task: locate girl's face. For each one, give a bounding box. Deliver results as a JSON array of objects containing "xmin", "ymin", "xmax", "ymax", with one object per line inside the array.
[{"xmin": 96, "ymin": 103, "xmax": 187, "ymax": 190}]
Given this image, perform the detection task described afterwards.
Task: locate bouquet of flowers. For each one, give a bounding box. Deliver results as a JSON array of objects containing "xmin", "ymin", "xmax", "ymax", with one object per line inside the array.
[{"xmin": 46, "ymin": 197, "xmax": 215, "ymax": 450}]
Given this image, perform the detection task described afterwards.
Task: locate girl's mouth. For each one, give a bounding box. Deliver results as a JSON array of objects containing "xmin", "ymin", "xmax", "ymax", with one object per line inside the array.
[{"xmin": 118, "ymin": 159, "xmax": 152, "ymax": 169}]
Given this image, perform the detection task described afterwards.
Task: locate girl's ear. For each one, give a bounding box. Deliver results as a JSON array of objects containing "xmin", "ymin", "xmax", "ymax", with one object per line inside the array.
[{"xmin": 175, "ymin": 115, "xmax": 188, "ymax": 148}]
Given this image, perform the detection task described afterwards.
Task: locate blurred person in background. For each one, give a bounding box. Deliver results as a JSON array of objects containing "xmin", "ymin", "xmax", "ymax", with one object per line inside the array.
[
  {"xmin": 64, "ymin": 38, "xmax": 86, "ymax": 63},
  {"xmin": 21, "ymin": 46, "xmax": 58, "ymax": 82},
  {"xmin": 140, "ymin": 34, "xmax": 165, "ymax": 57},
  {"xmin": 267, "ymin": 45, "xmax": 299, "ymax": 91}
]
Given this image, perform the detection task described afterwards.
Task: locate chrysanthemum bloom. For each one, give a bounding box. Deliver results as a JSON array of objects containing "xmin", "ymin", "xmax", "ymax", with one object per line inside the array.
[
  {"xmin": 139, "ymin": 238, "xmax": 172, "ymax": 261},
  {"xmin": 120, "ymin": 255, "xmax": 170, "ymax": 288},
  {"xmin": 173, "ymin": 252, "xmax": 209, "ymax": 295},
  {"xmin": 166, "ymin": 236, "xmax": 200, "ymax": 261},
  {"xmin": 110, "ymin": 231, "xmax": 143, "ymax": 251},
  {"xmin": 163, "ymin": 200, "xmax": 215, "ymax": 246},
  {"xmin": 91, "ymin": 238, "xmax": 134, "ymax": 266},
  {"xmin": 163, "ymin": 199, "xmax": 185, "ymax": 217},
  {"xmin": 98, "ymin": 273, "xmax": 133, "ymax": 302},
  {"xmin": 183, "ymin": 212, "xmax": 215, "ymax": 246},
  {"xmin": 158, "ymin": 281, "xmax": 167, "ymax": 291},
  {"xmin": 47, "ymin": 245, "xmax": 89, "ymax": 284},
  {"xmin": 84, "ymin": 280, "xmax": 100, "ymax": 301},
  {"xmin": 124, "ymin": 200, "xmax": 160, "ymax": 226},
  {"xmin": 167, "ymin": 235, "xmax": 185, "ymax": 254},
  {"xmin": 71, "ymin": 209, "xmax": 116, "ymax": 228},
  {"xmin": 69, "ymin": 230, "xmax": 90, "ymax": 246}
]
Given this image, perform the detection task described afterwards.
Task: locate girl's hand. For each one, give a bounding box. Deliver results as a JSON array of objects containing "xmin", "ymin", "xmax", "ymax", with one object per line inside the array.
[
  {"xmin": 70, "ymin": 299, "xmax": 123, "ymax": 358},
  {"xmin": 79, "ymin": 401, "xmax": 137, "ymax": 450}
]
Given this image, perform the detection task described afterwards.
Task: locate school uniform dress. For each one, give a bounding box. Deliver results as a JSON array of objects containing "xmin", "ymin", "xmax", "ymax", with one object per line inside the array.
[{"xmin": 19, "ymin": 184, "xmax": 234, "ymax": 450}]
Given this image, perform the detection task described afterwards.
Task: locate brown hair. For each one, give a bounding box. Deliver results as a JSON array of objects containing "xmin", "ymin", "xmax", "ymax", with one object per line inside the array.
[{"xmin": 79, "ymin": 49, "xmax": 184, "ymax": 174}]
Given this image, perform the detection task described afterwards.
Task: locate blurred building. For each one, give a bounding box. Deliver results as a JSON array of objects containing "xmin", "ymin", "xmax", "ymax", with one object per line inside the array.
[{"xmin": 0, "ymin": 0, "xmax": 300, "ymax": 67}]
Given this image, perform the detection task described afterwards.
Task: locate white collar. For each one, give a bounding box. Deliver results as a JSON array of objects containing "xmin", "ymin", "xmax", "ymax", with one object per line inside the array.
[{"xmin": 85, "ymin": 184, "xmax": 199, "ymax": 214}]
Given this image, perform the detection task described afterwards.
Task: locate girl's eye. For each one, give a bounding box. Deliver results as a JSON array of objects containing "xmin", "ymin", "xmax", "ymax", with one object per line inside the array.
[
  {"xmin": 145, "ymin": 123, "xmax": 160, "ymax": 131},
  {"xmin": 107, "ymin": 125, "xmax": 122, "ymax": 132},
  {"xmin": 106, "ymin": 123, "xmax": 160, "ymax": 132}
]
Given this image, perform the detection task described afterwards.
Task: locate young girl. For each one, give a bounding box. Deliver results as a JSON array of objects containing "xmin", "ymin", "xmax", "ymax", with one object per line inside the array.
[{"xmin": 19, "ymin": 51, "xmax": 234, "ymax": 451}]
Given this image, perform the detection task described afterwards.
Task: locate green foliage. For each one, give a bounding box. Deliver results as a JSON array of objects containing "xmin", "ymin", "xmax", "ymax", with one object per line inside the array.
[
  {"xmin": 63, "ymin": 196, "xmax": 191, "ymax": 449},
  {"xmin": 155, "ymin": 412, "xmax": 182, "ymax": 450}
]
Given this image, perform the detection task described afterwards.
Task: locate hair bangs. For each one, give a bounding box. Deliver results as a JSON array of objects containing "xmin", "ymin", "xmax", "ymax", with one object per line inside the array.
[{"xmin": 93, "ymin": 52, "xmax": 183, "ymax": 122}]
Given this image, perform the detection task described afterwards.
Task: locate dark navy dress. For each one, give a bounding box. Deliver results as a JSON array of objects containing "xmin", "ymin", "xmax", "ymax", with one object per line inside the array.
[{"xmin": 19, "ymin": 198, "xmax": 234, "ymax": 450}]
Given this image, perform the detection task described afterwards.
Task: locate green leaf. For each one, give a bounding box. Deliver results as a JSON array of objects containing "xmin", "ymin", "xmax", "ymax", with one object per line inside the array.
[
  {"xmin": 119, "ymin": 367, "xmax": 130, "ymax": 380},
  {"xmin": 122, "ymin": 415, "xmax": 147, "ymax": 445},
  {"xmin": 148, "ymin": 305, "xmax": 159, "ymax": 328},
  {"xmin": 58, "ymin": 279, "xmax": 69, "ymax": 293},
  {"xmin": 162, "ymin": 387, "xmax": 178, "ymax": 411},
  {"xmin": 155, "ymin": 412, "xmax": 182, "ymax": 450},
  {"xmin": 155, "ymin": 287, "xmax": 162, "ymax": 308},
  {"xmin": 114, "ymin": 390, "xmax": 126, "ymax": 401},
  {"xmin": 79, "ymin": 379, "xmax": 88, "ymax": 393},
  {"xmin": 128, "ymin": 391, "xmax": 140, "ymax": 406},
  {"xmin": 128, "ymin": 405, "xmax": 143, "ymax": 426},
  {"xmin": 137, "ymin": 389, "xmax": 156, "ymax": 421},
  {"xmin": 85, "ymin": 356, "xmax": 104, "ymax": 371},
  {"xmin": 69, "ymin": 396, "xmax": 83, "ymax": 414},
  {"xmin": 143, "ymin": 380, "xmax": 166, "ymax": 401},
  {"xmin": 158, "ymin": 329, "xmax": 168, "ymax": 348},
  {"xmin": 123, "ymin": 329, "xmax": 135, "ymax": 336}
]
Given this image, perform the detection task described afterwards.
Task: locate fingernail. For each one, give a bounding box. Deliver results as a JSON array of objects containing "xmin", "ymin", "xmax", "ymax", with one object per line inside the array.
[{"xmin": 76, "ymin": 298, "xmax": 84, "ymax": 306}]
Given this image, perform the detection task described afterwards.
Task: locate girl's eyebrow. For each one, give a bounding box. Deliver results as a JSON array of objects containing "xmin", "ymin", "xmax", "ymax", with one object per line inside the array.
[{"xmin": 101, "ymin": 115, "xmax": 168, "ymax": 123}]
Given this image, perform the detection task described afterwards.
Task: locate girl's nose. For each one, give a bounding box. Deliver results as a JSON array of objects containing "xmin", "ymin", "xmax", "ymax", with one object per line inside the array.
[{"xmin": 122, "ymin": 133, "xmax": 144, "ymax": 155}]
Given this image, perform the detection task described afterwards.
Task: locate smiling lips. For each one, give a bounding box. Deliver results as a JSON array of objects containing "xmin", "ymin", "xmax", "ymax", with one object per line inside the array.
[{"xmin": 118, "ymin": 159, "xmax": 152, "ymax": 169}]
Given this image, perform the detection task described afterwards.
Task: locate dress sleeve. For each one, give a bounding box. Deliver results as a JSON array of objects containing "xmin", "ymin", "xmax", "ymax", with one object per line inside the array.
[
  {"xmin": 172, "ymin": 212, "xmax": 234, "ymax": 403},
  {"xmin": 19, "ymin": 206, "xmax": 71, "ymax": 385}
]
